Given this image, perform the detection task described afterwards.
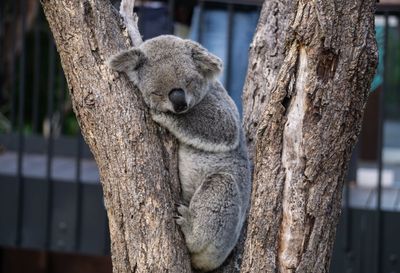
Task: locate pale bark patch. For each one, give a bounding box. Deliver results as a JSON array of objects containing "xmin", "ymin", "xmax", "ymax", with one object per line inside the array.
[{"xmin": 279, "ymin": 46, "xmax": 308, "ymax": 272}]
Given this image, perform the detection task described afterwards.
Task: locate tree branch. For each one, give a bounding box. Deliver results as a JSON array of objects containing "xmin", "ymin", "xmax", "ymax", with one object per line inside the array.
[
  {"xmin": 241, "ymin": 0, "xmax": 377, "ymax": 272},
  {"xmin": 41, "ymin": 0, "xmax": 190, "ymax": 272},
  {"xmin": 119, "ymin": 0, "xmax": 143, "ymax": 46}
]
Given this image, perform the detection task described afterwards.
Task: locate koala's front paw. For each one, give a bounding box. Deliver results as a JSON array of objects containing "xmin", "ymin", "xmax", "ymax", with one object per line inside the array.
[
  {"xmin": 176, "ymin": 204, "xmax": 190, "ymax": 218},
  {"xmin": 150, "ymin": 110, "xmax": 170, "ymax": 128},
  {"xmin": 175, "ymin": 204, "xmax": 192, "ymax": 235}
]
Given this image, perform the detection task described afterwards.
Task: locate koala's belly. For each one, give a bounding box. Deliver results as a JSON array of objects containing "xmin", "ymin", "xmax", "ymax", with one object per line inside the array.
[{"xmin": 178, "ymin": 144, "xmax": 223, "ymax": 203}]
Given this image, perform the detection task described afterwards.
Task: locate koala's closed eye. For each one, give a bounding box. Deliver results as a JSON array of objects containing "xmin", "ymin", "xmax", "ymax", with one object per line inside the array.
[
  {"xmin": 185, "ymin": 78, "xmax": 197, "ymax": 89},
  {"xmin": 151, "ymin": 92, "xmax": 163, "ymax": 97}
]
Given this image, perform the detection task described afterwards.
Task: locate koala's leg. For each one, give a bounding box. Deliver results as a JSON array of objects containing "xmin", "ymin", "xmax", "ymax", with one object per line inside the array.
[{"xmin": 176, "ymin": 173, "xmax": 241, "ymax": 272}]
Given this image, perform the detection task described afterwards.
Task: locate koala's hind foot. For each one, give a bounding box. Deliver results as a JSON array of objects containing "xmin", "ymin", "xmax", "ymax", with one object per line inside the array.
[
  {"xmin": 176, "ymin": 173, "xmax": 242, "ymax": 272},
  {"xmin": 175, "ymin": 204, "xmax": 192, "ymax": 235}
]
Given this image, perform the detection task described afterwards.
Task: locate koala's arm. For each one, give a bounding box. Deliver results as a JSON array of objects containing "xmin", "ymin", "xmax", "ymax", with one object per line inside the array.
[{"xmin": 151, "ymin": 84, "xmax": 240, "ymax": 153}]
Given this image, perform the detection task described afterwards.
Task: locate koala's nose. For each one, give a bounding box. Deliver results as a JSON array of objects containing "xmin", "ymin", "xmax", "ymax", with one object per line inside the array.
[{"xmin": 169, "ymin": 88, "xmax": 187, "ymax": 113}]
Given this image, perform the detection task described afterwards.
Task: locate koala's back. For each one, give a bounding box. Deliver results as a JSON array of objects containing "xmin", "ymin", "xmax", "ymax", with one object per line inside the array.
[{"xmin": 178, "ymin": 82, "xmax": 250, "ymax": 207}]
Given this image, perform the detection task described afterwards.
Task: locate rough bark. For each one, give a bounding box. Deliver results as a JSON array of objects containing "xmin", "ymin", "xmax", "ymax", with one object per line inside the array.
[
  {"xmin": 41, "ymin": 1, "xmax": 191, "ymax": 272},
  {"xmin": 41, "ymin": 0, "xmax": 378, "ymax": 272},
  {"xmin": 241, "ymin": 0, "xmax": 378, "ymax": 272}
]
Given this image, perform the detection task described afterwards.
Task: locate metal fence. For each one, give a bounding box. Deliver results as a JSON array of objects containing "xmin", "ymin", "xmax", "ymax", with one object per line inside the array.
[
  {"xmin": 0, "ymin": 1, "xmax": 399, "ymax": 272},
  {"xmin": 332, "ymin": 6, "xmax": 400, "ymax": 273}
]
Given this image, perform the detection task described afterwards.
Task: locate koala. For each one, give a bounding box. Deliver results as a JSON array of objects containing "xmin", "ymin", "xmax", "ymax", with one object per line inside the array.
[{"xmin": 108, "ymin": 35, "xmax": 251, "ymax": 272}]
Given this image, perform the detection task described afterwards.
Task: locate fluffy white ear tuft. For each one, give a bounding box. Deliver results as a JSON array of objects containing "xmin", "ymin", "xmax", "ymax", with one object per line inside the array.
[
  {"xmin": 187, "ymin": 40, "xmax": 222, "ymax": 79},
  {"xmin": 107, "ymin": 48, "xmax": 146, "ymax": 73}
]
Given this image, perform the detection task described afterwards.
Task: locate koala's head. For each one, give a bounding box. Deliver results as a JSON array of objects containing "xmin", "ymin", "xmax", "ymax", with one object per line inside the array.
[{"xmin": 108, "ymin": 35, "xmax": 222, "ymax": 114}]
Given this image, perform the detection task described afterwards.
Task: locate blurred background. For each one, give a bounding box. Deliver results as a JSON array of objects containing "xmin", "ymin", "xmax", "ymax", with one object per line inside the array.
[{"xmin": 0, "ymin": 0, "xmax": 399, "ymax": 272}]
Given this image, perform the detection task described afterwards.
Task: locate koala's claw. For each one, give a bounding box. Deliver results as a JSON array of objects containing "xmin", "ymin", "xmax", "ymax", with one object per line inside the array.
[
  {"xmin": 174, "ymin": 204, "xmax": 191, "ymax": 232},
  {"xmin": 174, "ymin": 202, "xmax": 184, "ymax": 208},
  {"xmin": 175, "ymin": 215, "xmax": 191, "ymax": 236},
  {"xmin": 176, "ymin": 204, "xmax": 190, "ymax": 218},
  {"xmin": 174, "ymin": 215, "xmax": 185, "ymax": 222}
]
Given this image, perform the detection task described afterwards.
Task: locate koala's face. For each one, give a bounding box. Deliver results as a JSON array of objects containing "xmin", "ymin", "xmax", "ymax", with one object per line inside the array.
[
  {"xmin": 134, "ymin": 54, "xmax": 208, "ymax": 114},
  {"xmin": 108, "ymin": 35, "xmax": 222, "ymax": 114}
]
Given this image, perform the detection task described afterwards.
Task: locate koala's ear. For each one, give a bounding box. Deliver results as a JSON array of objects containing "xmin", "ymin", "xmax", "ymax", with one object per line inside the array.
[
  {"xmin": 187, "ymin": 40, "xmax": 222, "ymax": 79},
  {"xmin": 107, "ymin": 48, "xmax": 146, "ymax": 73}
]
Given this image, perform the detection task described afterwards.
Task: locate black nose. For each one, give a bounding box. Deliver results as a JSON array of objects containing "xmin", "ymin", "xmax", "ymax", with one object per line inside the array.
[{"xmin": 168, "ymin": 88, "xmax": 187, "ymax": 113}]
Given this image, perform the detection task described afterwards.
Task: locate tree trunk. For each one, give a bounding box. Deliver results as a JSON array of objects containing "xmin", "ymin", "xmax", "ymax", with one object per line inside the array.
[
  {"xmin": 241, "ymin": 1, "xmax": 377, "ymax": 272},
  {"xmin": 41, "ymin": 0, "xmax": 377, "ymax": 272},
  {"xmin": 41, "ymin": 1, "xmax": 191, "ymax": 272}
]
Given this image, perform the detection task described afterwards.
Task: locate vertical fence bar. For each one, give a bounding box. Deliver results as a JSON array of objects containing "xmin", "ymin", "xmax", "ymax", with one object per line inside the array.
[
  {"xmin": 198, "ymin": 1, "xmax": 204, "ymax": 44},
  {"xmin": 45, "ymin": 39, "xmax": 56, "ymax": 248},
  {"xmin": 359, "ymin": 214, "xmax": 367, "ymax": 273},
  {"xmin": 55, "ymin": 58, "xmax": 65, "ymax": 136},
  {"xmin": 15, "ymin": 0, "xmax": 27, "ymax": 246},
  {"xmin": 74, "ymin": 133, "xmax": 83, "ymax": 251},
  {"xmin": 375, "ymin": 12, "xmax": 389, "ymax": 273},
  {"xmin": 10, "ymin": 0, "xmax": 18, "ymax": 129},
  {"xmin": 395, "ymin": 188, "xmax": 400, "ymax": 210},
  {"xmin": 58, "ymin": 71, "xmax": 67, "ymax": 134},
  {"xmin": 168, "ymin": 0, "xmax": 175, "ymax": 34},
  {"xmin": 0, "ymin": 1, "xmax": 4, "ymax": 109},
  {"xmin": 343, "ymin": 177, "xmax": 352, "ymax": 252},
  {"xmin": 394, "ymin": 13, "xmax": 400, "ymax": 212},
  {"xmin": 343, "ymin": 178, "xmax": 353, "ymax": 272},
  {"xmin": 32, "ymin": 19, "xmax": 41, "ymax": 133},
  {"xmin": 226, "ymin": 4, "xmax": 234, "ymax": 91},
  {"xmin": 343, "ymin": 146, "xmax": 358, "ymax": 267},
  {"xmin": 257, "ymin": 4, "xmax": 262, "ymax": 15},
  {"xmin": 104, "ymin": 216, "xmax": 111, "ymax": 255}
]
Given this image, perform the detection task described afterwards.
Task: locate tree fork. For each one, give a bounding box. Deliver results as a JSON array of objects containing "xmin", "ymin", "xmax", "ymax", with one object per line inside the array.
[{"xmin": 41, "ymin": 0, "xmax": 378, "ymax": 272}]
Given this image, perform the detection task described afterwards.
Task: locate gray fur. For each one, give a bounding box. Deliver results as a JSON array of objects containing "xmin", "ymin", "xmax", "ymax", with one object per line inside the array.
[{"xmin": 108, "ymin": 35, "xmax": 251, "ymax": 272}]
